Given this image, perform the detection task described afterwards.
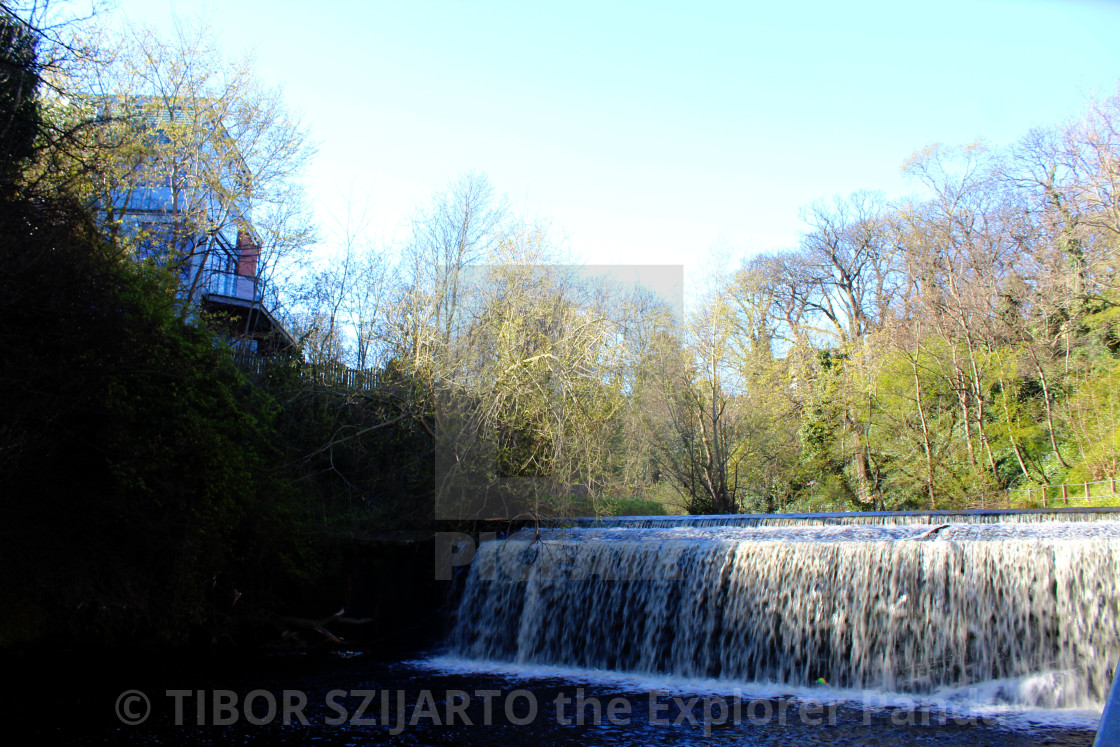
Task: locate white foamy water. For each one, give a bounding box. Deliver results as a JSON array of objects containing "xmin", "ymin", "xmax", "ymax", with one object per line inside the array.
[
  {"xmin": 446, "ymin": 516, "xmax": 1120, "ymax": 725},
  {"xmin": 414, "ymin": 655, "xmax": 1103, "ymax": 730},
  {"xmin": 570, "ymin": 508, "xmax": 1120, "ymax": 529}
]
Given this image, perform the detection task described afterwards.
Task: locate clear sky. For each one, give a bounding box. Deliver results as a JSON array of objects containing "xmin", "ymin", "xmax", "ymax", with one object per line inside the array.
[{"xmin": 106, "ymin": 0, "xmax": 1120, "ymax": 281}]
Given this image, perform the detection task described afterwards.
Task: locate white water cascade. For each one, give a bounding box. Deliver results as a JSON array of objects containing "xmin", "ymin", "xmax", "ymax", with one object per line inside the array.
[{"xmin": 448, "ymin": 514, "xmax": 1120, "ymax": 711}]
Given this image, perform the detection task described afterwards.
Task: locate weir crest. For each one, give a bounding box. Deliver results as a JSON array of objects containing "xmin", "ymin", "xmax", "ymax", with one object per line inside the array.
[{"xmin": 448, "ymin": 512, "xmax": 1120, "ymax": 711}]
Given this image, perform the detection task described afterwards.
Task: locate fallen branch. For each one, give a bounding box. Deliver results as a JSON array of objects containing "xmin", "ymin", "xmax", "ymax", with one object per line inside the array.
[
  {"xmin": 915, "ymin": 523, "xmax": 951, "ymax": 540},
  {"xmin": 275, "ymin": 608, "xmax": 374, "ymax": 645}
]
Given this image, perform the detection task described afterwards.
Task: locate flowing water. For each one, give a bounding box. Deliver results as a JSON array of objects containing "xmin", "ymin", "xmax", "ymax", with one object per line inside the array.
[
  {"xmin": 22, "ymin": 511, "xmax": 1115, "ymax": 744},
  {"xmin": 21, "ymin": 652, "xmax": 1099, "ymax": 745},
  {"xmin": 443, "ymin": 511, "xmax": 1120, "ymax": 739},
  {"xmin": 567, "ymin": 507, "xmax": 1120, "ymax": 528}
]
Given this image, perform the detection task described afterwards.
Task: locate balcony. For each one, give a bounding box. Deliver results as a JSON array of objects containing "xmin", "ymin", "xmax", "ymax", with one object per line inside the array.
[
  {"xmin": 202, "ymin": 269, "xmax": 260, "ymax": 303},
  {"xmin": 198, "ymin": 269, "xmax": 294, "ymax": 354}
]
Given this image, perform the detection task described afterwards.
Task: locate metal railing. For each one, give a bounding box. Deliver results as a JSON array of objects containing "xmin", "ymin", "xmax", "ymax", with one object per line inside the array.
[{"xmin": 203, "ymin": 269, "xmax": 260, "ymax": 302}]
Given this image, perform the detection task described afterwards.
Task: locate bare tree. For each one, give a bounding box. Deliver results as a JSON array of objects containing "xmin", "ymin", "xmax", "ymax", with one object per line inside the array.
[
  {"xmin": 62, "ymin": 15, "xmax": 315, "ymax": 313},
  {"xmin": 390, "ymin": 171, "xmax": 507, "ymax": 376},
  {"xmin": 798, "ymin": 191, "xmax": 899, "ymax": 342},
  {"xmin": 897, "ymin": 142, "xmax": 1029, "ymax": 487}
]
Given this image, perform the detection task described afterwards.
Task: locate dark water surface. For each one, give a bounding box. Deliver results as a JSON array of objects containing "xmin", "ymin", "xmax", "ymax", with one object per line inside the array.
[{"xmin": 5, "ymin": 650, "xmax": 1097, "ymax": 745}]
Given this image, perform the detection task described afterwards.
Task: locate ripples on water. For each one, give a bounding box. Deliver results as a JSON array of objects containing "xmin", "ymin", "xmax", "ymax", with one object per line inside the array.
[{"xmin": 48, "ymin": 655, "xmax": 1099, "ymax": 745}]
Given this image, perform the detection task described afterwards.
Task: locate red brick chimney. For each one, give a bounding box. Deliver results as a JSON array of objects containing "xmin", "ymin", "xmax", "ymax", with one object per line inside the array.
[{"xmin": 236, "ymin": 230, "xmax": 259, "ymax": 277}]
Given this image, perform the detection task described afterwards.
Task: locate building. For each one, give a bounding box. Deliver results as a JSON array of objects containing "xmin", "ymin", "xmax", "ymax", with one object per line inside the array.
[{"xmin": 103, "ymin": 97, "xmax": 295, "ymax": 354}]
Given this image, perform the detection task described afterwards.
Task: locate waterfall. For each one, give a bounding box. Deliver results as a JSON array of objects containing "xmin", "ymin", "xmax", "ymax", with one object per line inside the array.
[
  {"xmin": 568, "ymin": 507, "xmax": 1120, "ymax": 528},
  {"xmin": 448, "ymin": 517, "xmax": 1120, "ymax": 710}
]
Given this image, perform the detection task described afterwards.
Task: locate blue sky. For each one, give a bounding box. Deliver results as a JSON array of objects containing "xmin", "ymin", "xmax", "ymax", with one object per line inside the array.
[{"xmin": 109, "ymin": 0, "xmax": 1120, "ymax": 280}]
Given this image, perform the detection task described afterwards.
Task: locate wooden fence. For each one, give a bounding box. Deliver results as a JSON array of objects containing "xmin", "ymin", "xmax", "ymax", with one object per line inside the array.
[
  {"xmin": 231, "ymin": 353, "xmax": 381, "ymax": 391},
  {"xmin": 968, "ymin": 478, "xmax": 1120, "ymax": 509}
]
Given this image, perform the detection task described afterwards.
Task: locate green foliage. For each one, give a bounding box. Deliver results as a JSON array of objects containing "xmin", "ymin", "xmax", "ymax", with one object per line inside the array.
[
  {"xmin": 1062, "ymin": 359, "xmax": 1120, "ymax": 482},
  {"xmin": 255, "ymin": 360, "xmax": 435, "ymax": 528},
  {"xmin": 603, "ymin": 497, "xmax": 669, "ymax": 516},
  {"xmin": 0, "ymin": 190, "xmax": 319, "ymax": 646},
  {"xmin": 796, "ymin": 349, "xmax": 855, "ymax": 505},
  {"xmin": 0, "ymin": 23, "xmax": 317, "ymax": 640},
  {"xmin": 0, "ymin": 11, "xmax": 41, "ymax": 191},
  {"xmin": 6, "ymin": 3, "xmax": 1120, "ymax": 659}
]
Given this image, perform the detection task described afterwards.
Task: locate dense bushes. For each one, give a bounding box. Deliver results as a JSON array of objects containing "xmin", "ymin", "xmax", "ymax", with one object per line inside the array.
[{"xmin": 0, "ymin": 193, "xmax": 322, "ymax": 646}]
